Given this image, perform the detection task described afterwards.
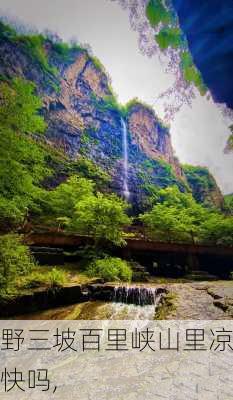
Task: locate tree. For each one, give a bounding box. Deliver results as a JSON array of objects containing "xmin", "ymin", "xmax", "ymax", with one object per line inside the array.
[
  {"xmin": 140, "ymin": 203, "xmax": 203, "ymax": 243},
  {"xmin": 46, "ymin": 175, "xmax": 131, "ymax": 246},
  {"xmin": 140, "ymin": 185, "xmax": 233, "ymax": 245},
  {"xmin": 200, "ymin": 213, "xmax": 233, "ymax": 246},
  {"xmin": 47, "ymin": 175, "xmax": 95, "ymax": 219},
  {"xmin": 72, "ymin": 156, "xmax": 110, "ymax": 190},
  {"xmin": 72, "ymin": 192, "xmax": 131, "ymax": 246},
  {"xmin": 224, "ymin": 194, "xmax": 233, "ymax": 215},
  {"xmin": 0, "ymin": 77, "xmax": 48, "ymax": 228},
  {"xmin": 140, "ymin": 186, "xmax": 210, "ymax": 243},
  {"xmin": 0, "ymin": 234, "xmax": 34, "ymax": 292},
  {"xmin": 0, "ymin": 77, "xmax": 46, "ymax": 134}
]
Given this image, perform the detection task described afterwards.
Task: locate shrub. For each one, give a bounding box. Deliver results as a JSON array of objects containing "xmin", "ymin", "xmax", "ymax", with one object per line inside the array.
[
  {"xmin": 22, "ymin": 271, "xmax": 47, "ymax": 289},
  {"xmin": 17, "ymin": 34, "xmax": 58, "ymax": 76},
  {"xmin": 0, "ymin": 234, "xmax": 34, "ymax": 290},
  {"xmin": 87, "ymin": 257, "xmax": 132, "ymax": 282},
  {"xmin": 48, "ymin": 268, "xmax": 66, "ymax": 287},
  {"xmin": 21, "ymin": 268, "xmax": 67, "ymax": 289}
]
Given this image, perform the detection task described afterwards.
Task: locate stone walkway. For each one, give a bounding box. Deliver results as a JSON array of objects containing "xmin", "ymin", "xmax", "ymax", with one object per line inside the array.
[{"xmin": 165, "ymin": 282, "xmax": 233, "ymax": 319}]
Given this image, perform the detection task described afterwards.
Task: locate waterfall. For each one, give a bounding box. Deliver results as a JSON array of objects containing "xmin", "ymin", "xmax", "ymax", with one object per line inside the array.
[
  {"xmin": 113, "ymin": 286, "xmax": 164, "ymax": 306},
  {"xmin": 121, "ymin": 118, "xmax": 130, "ymax": 200}
]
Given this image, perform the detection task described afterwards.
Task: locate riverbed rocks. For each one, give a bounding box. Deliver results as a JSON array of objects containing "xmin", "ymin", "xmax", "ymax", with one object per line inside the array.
[{"xmin": 165, "ymin": 282, "xmax": 233, "ymax": 320}]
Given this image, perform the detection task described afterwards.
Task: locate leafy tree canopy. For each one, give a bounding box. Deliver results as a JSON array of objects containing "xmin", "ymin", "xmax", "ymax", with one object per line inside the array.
[
  {"xmin": 0, "ymin": 234, "xmax": 34, "ymax": 292},
  {"xmin": 140, "ymin": 186, "xmax": 233, "ymax": 245},
  {"xmin": 47, "ymin": 175, "xmax": 95, "ymax": 219},
  {"xmin": 0, "ymin": 77, "xmax": 49, "ymax": 228},
  {"xmin": 73, "ymin": 192, "xmax": 131, "ymax": 246},
  {"xmin": 45, "ymin": 175, "xmax": 131, "ymax": 246}
]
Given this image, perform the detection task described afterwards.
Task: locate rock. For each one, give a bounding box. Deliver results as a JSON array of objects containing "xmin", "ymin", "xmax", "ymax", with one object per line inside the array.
[
  {"xmin": 0, "ymin": 23, "xmax": 223, "ymax": 210},
  {"xmin": 183, "ymin": 165, "xmax": 223, "ymax": 208},
  {"xmin": 213, "ymin": 299, "xmax": 228, "ymax": 311}
]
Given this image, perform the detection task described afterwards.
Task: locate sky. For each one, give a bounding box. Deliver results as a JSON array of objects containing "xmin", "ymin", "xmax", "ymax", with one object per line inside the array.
[{"xmin": 0, "ymin": 0, "xmax": 232, "ymax": 194}]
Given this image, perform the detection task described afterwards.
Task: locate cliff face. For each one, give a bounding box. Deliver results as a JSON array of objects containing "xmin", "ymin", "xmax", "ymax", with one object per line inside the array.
[
  {"xmin": 183, "ymin": 165, "xmax": 223, "ymax": 208},
  {"xmin": 45, "ymin": 51, "xmax": 187, "ymax": 209},
  {"xmin": 0, "ymin": 23, "xmax": 222, "ymax": 210},
  {"xmin": 127, "ymin": 104, "xmax": 183, "ymax": 177}
]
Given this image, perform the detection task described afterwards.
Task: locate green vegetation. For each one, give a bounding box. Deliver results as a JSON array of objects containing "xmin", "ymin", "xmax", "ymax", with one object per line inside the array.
[
  {"xmin": 71, "ymin": 156, "xmax": 110, "ymax": 190},
  {"xmin": 17, "ymin": 263, "xmax": 93, "ymax": 292},
  {"xmin": 145, "ymin": 3, "xmax": 207, "ymax": 95},
  {"xmin": 90, "ymin": 55, "xmax": 107, "ymax": 73},
  {"xmin": 0, "ymin": 19, "xmax": 232, "ymax": 303},
  {"xmin": 226, "ymin": 125, "xmax": 233, "ymax": 151},
  {"xmin": 0, "ymin": 77, "xmax": 46, "ymax": 133},
  {"xmin": 87, "ymin": 257, "xmax": 132, "ymax": 282},
  {"xmin": 156, "ymin": 27, "xmax": 183, "ymax": 50},
  {"xmin": 91, "ymin": 92, "xmax": 123, "ymax": 116},
  {"xmin": 146, "ymin": 0, "xmax": 172, "ymax": 27},
  {"xmin": 140, "ymin": 186, "xmax": 233, "ymax": 245},
  {"xmin": 224, "ymin": 194, "xmax": 233, "ymax": 215},
  {"xmin": 227, "ymin": 134, "xmax": 233, "ymax": 150},
  {"xmin": 47, "ymin": 175, "xmax": 95, "ymax": 220},
  {"xmin": 73, "ymin": 193, "xmax": 131, "ymax": 246},
  {"xmin": 51, "ymin": 41, "xmax": 84, "ymax": 62},
  {"xmin": 0, "ymin": 20, "xmax": 17, "ymax": 40},
  {"xmin": 0, "ymin": 77, "xmax": 49, "ymax": 228},
  {"xmin": 0, "ymin": 22, "xmax": 58, "ymax": 78},
  {"xmin": 154, "ymin": 292, "xmax": 177, "ymax": 319},
  {"xmin": 42, "ymin": 175, "xmax": 131, "ymax": 246},
  {"xmin": 140, "ymin": 186, "xmax": 207, "ymax": 243},
  {"xmin": 0, "ymin": 71, "xmax": 131, "ymax": 293},
  {"xmin": 183, "ymin": 164, "xmax": 218, "ymax": 206},
  {"xmin": 180, "ymin": 52, "xmax": 207, "ymax": 95},
  {"xmin": 22, "ymin": 267, "xmax": 66, "ymax": 289},
  {"xmin": 0, "ymin": 234, "xmax": 34, "ymax": 294},
  {"xmin": 102, "ymin": 94, "xmax": 122, "ymax": 113},
  {"xmin": 17, "ymin": 34, "xmax": 58, "ymax": 76},
  {"xmin": 199, "ymin": 213, "xmax": 233, "ymax": 246},
  {"xmin": 47, "ymin": 268, "xmax": 66, "ymax": 287},
  {"xmin": 139, "ymin": 158, "xmax": 186, "ymax": 199}
]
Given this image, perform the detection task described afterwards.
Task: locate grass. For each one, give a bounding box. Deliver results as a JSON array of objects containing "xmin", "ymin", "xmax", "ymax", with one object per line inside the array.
[
  {"xmin": 0, "ymin": 21, "xmax": 60, "ymax": 91},
  {"xmin": 52, "ymin": 41, "xmax": 84, "ymax": 62},
  {"xmin": 15, "ymin": 263, "xmax": 93, "ymax": 294}
]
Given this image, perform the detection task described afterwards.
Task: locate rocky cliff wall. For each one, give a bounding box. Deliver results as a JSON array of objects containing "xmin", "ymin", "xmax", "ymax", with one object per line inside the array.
[{"xmin": 0, "ymin": 22, "xmax": 222, "ymax": 210}]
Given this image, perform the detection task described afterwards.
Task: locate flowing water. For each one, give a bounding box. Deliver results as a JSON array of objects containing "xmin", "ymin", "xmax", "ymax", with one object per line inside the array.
[
  {"xmin": 121, "ymin": 118, "xmax": 130, "ymax": 200},
  {"xmin": 14, "ymin": 286, "xmax": 164, "ymax": 320},
  {"xmin": 108, "ymin": 286, "xmax": 163, "ymax": 319}
]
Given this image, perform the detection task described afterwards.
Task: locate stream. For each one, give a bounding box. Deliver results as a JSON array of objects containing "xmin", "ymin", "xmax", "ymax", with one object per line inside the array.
[{"xmin": 13, "ymin": 286, "xmax": 164, "ymax": 320}]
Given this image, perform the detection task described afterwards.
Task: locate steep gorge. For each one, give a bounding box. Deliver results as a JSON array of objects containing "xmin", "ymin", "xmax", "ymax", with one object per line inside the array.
[{"xmin": 0, "ymin": 22, "xmax": 223, "ymax": 210}]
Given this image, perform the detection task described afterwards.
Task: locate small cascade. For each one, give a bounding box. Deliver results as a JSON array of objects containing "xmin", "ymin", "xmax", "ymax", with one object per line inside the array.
[
  {"xmin": 113, "ymin": 286, "xmax": 163, "ymax": 306},
  {"xmin": 121, "ymin": 118, "xmax": 130, "ymax": 200}
]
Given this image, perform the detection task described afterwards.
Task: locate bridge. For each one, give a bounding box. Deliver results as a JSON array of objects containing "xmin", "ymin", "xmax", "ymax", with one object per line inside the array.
[
  {"xmin": 25, "ymin": 231, "xmax": 233, "ymax": 278},
  {"xmin": 25, "ymin": 231, "xmax": 233, "ymax": 256}
]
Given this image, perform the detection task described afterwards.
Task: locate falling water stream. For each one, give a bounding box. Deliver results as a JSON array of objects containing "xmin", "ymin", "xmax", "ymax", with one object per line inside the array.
[
  {"xmin": 121, "ymin": 118, "xmax": 130, "ymax": 200},
  {"xmin": 13, "ymin": 286, "xmax": 164, "ymax": 320},
  {"xmin": 109, "ymin": 286, "xmax": 164, "ymax": 320}
]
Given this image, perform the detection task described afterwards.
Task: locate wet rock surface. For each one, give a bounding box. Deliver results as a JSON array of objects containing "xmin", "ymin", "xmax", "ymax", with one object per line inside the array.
[
  {"xmin": 8, "ymin": 281, "xmax": 233, "ymax": 320},
  {"xmin": 165, "ymin": 282, "xmax": 233, "ymax": 320},
  {"xmin": 206, "ymin": 284, "xmax": 233, "ymax": 317}
]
